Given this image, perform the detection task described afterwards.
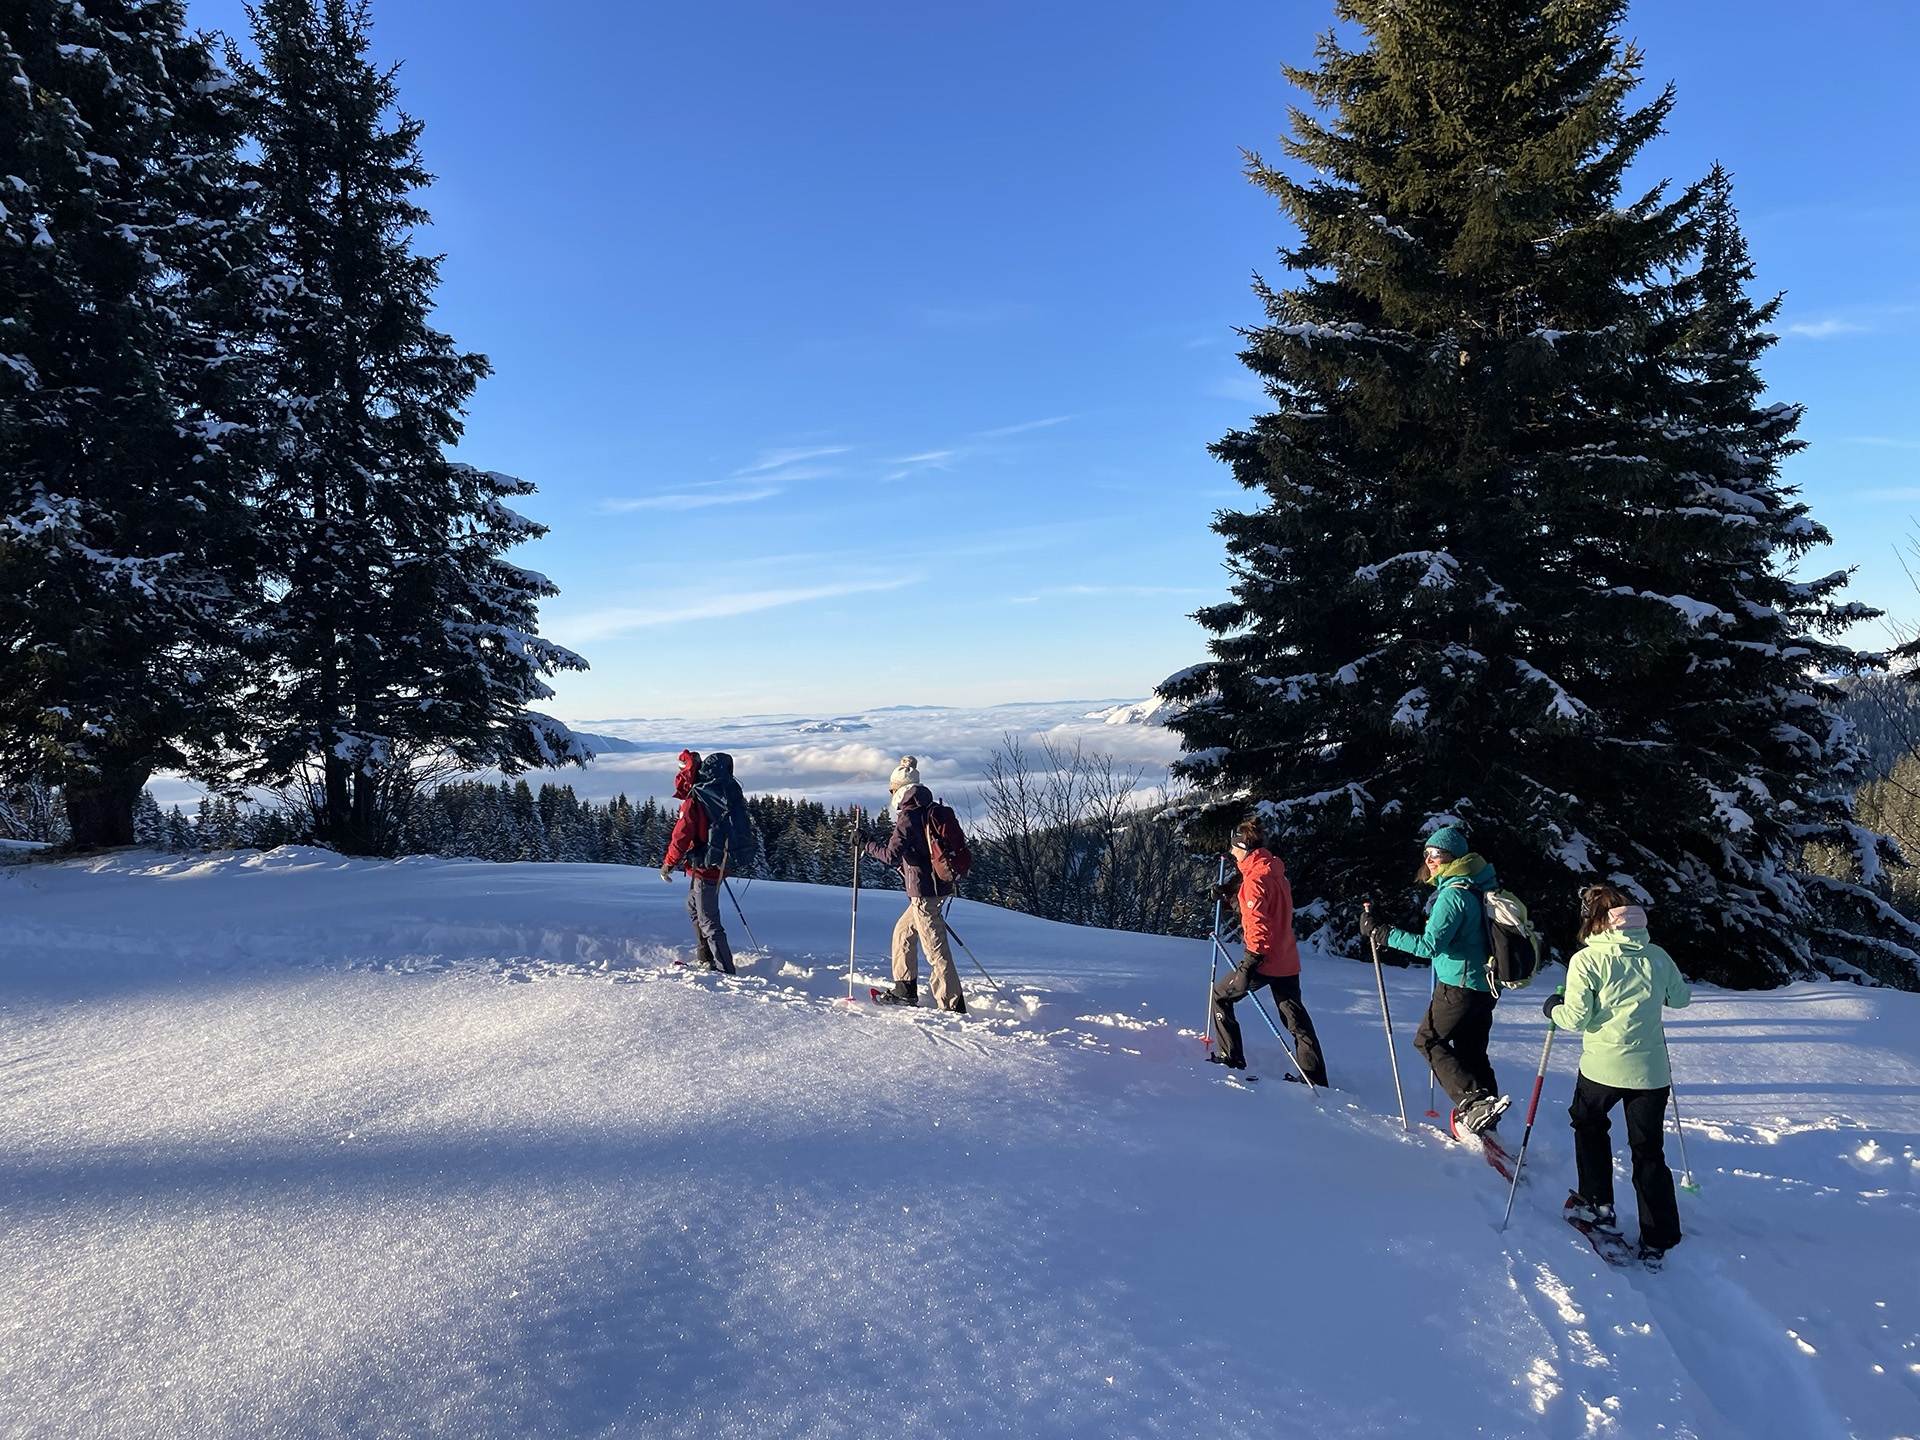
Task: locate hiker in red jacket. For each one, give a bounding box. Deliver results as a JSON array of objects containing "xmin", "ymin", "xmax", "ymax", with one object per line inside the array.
[
  {"xmin": 1209, "ymin": 820, "xmax": 1328, "ymax": 1085},
  {"xmin": 661, "ymin": 749, "xmax": 735, "ymax": 974}
]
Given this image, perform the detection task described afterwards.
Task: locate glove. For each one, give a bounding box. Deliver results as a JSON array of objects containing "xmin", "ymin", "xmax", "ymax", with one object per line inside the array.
[
  {"xmin": 1238, "ymin": 950, "xmax": 1263, "ymax": 974},
  {"xmin": 1541, "ymin": 992, "xmax": 1564, "ymax": 1020},
  {"xmin": 659, "ymin": 865, "xmax": 674, "ymax": 883},
  {"xmin": 1358, "ymin": 911, "xmax": 1388, "ymax": 944},
  {"xmin": 1208, "ymin": 883, "xmax": 1232, "ymax": 902}
]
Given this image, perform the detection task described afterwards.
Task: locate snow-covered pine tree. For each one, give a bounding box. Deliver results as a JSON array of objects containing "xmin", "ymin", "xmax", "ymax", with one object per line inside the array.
[
  {"xmin": 1162, "ymin": 2, "xmax": 1909, "ymax": 988},
  {"xmin": 234, "ymin": 0, "xmax": 587, "ymax": 854},
  {"xmin": 131, "ymin": 791, "xmax": 167, "ymax": 848},
  {"xmin": 0, "ymin": 2, "xmax": 259, "ymax": 845}
]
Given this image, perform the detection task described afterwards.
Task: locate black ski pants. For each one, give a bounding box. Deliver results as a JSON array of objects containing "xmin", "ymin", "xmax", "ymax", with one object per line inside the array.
[
  {"xmin": 1569, "ymin": 1073, "xmax": 1681, "ymax": 1251},
  {"xmin": 1211, "ymin": 959, "xmax": 1328, "ymax": 1086},
  {"xmin": 1414, "ymin": 981, "xmax": 1498, "ymax": 1110},
  {"xmin": 686, "ymin": 877, "xmax": 736, "ymax": 975}
]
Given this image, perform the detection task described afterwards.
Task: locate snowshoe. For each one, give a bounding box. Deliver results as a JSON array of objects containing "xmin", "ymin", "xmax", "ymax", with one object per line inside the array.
[
  {"xmin": 1564, "ymin": 1193, "xmax": 1635, "ymax": 1268},
  {"xmin": 1476, "ymin": 1129, "xmax": 1521, "ymax": 1182},
  {"xmin": 1456, "ymin": 1092, "xmax": 1511, "ymax": 1135},
  {"xmin": 1207, "ymin": 1054, "xmax": 1257, "ymax": 1082},
  {"xmin": 1637, "ymin": 1242, "xmax": 1671, "ymax": 1273},
  {"xmin": 871, "ymin": 981, "xmax": 918, "ymax": 1006},
  {"xmin": 1447, "ymin": 1107, "xmax": 1519, "ymax": 1180},
  {"xmin": 942, "ymin": 994, "xmax": 967, "ymax": 1015}
]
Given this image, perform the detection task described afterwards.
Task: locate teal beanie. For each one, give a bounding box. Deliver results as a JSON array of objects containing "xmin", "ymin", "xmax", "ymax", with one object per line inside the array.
[{"xmin": 1424, "ymin": 824, "xmax": 1470, "ymax": 857}]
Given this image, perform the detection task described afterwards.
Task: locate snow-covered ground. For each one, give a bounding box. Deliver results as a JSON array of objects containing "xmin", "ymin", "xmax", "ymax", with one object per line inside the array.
[
  {"xmin": 144, "ymin": 698, "xmax": 1185, "ymax": 816},
  {"xmin": 3, "ymin": 849, "xmax": 1916, "ymax": 1439}
]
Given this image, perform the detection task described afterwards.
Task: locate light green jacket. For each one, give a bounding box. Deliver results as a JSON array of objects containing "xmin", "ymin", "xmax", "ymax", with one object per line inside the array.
[{"xmin": 1557, "ymin": 926, "xmax": 1691, "ymax": 1090}]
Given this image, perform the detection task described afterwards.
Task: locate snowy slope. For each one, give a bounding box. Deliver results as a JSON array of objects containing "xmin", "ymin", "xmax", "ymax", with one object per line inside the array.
[{"xmin": 1, "ymin": 850, "xmax": 1916, "ymax": 1439}]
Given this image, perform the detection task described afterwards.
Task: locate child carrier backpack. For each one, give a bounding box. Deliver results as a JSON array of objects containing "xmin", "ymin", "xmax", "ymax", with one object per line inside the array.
[
  {"xmin": 925, "ymin": 799, "xmax": 973, "ymax": 883},
  {"xmin": 1483, "ymin": 888, "xmax": 1545, "ymax": 993}
]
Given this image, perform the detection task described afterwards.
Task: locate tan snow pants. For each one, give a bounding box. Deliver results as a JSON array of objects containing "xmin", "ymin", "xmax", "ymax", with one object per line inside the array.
[{"xmin": 891, "ymin": 897, "xmax": 962, "ymax": 1008}]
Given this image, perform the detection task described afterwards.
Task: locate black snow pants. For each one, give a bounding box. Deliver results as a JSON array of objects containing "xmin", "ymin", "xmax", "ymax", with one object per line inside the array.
[
  {"xmin": 1569, "ymin": 1073, "xmax": 1681, "ymax": 1251},
  {"xmin": 686, "ymin": 876, "xmax": 736, "ymax": 975},
  {"xmin": 1414, "ymin": 981, "xmax": 1498, "ymax": 1110},
  {"xmin": 1211, "ymin": 959, "xmax": 1328, "ymax": 1086}
]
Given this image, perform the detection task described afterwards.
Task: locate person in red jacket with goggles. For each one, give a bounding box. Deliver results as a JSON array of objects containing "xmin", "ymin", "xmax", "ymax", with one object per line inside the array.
[{"xmin": 1208, "ymin": 819, "xmax": 1328, "ymax": 1085}]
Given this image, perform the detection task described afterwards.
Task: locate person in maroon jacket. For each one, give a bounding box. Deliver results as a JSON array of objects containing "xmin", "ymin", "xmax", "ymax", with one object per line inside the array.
[
  {"xmin": 660, "ymin": 749, "xmax": 735, "ymax": 974},
  {"xmin": 1208, "ymin": 819, "xmax": 1328, "ymax": 1085},
  {"xmin": 864, "ymin": 773, "xmax": 964, "ymax": 1012}
]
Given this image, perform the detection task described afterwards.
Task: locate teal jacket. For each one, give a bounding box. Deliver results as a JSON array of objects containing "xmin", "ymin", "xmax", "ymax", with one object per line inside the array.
[
  {"xmin": 1386, "ymin": 854, "xmax": 1497, "ymax": 992},
  {"xmin": 1557, "ymin": 927, "xmax": 1691, "ymax": 1090}
]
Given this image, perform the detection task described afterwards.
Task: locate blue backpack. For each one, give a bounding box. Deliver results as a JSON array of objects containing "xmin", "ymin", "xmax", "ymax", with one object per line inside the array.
[{"xmin": 693, "ymin": 752, "xmax": 758, "ymax": 871}]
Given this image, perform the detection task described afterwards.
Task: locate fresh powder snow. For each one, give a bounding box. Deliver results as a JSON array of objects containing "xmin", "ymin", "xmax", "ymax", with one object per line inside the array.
[{"xmin": 2, "ymin": 849, "xmax": 1917, "ymax": 1438}]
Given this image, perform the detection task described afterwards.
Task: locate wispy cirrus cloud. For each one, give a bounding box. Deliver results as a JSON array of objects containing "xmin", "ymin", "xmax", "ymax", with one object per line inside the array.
[
  {"xmin": 733, "ymin": 445, "xmax": 853, "ymax": 477},
  {"xmin": 884, "ymin": 449, "xmax": 960, "ymax": 481},
  {"xmin": 556, "ymin": 577, "xmax": 915, "ymax": 642},
  {"xmin": 1784, "ymin": 318, "xmax": 1866, "ymax": 339},
  {"xmin": 1209, "ymin": 374, "xmax": 1268, "ymax": 402},
  {"xmin": 598, "ymin": 485, "xmax": 781, "ymax": 513},
  {"xmin": 977, "ymin": 415, "xmax": 1075, "ymax": 438},
  {"xmin": 910, "ymin": 300, "xmax": 1033, "ymax": 331},
  {"xmin": 1048, "ymin": 584, "xmax": 1212, "ymax": 598}
]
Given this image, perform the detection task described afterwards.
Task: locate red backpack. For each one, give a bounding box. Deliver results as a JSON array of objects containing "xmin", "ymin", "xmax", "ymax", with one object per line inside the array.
[{"xmin": 926, "ymin": 799, "xmax": 973, "ymax": 883}]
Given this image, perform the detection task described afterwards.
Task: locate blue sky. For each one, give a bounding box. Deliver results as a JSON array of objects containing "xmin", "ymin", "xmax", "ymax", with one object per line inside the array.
[{"xmin": 185, "ymin": 0, "xmax": 1920, "ymax": 721}]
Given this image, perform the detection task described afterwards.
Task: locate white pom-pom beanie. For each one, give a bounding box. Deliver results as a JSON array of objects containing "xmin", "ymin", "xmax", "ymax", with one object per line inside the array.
[{"xmin": 888, "ymin": 755, "xmax": 921, "ymax": 794}]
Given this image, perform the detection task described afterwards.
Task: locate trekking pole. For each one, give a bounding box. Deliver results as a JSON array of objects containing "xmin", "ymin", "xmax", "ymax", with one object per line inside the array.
[
  {"xmin": 844, "ymin": 807, "xmax": 861, "ymax": 1002},
  {"xmin": 1500, "ymin": 1001, "xmax": 1560, "ymax": 1231},
  {"xmin": 1202, "ymin": 856, "xmax": 1227, "ymax": 1053},
  {"xmin": 939, "ymin": 907, "xmax": 1015, "ymax": 1004},
  {"xmin": 1425, "ymin": 968, "xmax": 1442, "ymax": 1118},
  {"xmin": 1428, "ymin": 963, "xmax": 1443, "ymax": 1121},
  {"xmin": 1363, "ymin": 902, "xmax": 1410, "ymax": 1131},
  {"xmin": 723, "ymin": 877, "xmax": 761, "ymax": 952},
  {"xmin": 1662, "ymin": 1031, "xmax": 1700, "ymax": 1194},
  {"xmin": 1206, "ymin": 928, "xmax": 1317, "ymax": 1093},
  {"xmin": 717, "ymin": 837, "xmax": 763, "ymax": 953}
]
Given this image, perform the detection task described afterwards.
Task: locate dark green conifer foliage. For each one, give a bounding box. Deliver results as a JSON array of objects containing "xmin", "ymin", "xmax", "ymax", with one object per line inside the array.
[
  {"xmin": 0, "ymin": 2, "xmax": 258, "ymax": 846},
  {"xmin": 1162, "ymin": 2, "xmax": 1907, "ymax": 987},
  {"xmin": 234, "ymin": 0, "xmax": 586, "ymax": 854}
]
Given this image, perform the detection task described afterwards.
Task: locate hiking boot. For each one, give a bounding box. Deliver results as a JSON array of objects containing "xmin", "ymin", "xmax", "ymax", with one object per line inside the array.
[
  {"xmin": 874, "ymin": 980, "xmax": 918, "ymax": 1006},
  {"xmin": 1637, "ymin": 1238, "xmax": 1676, "ymax": 1271},
  {"xmin": 1564, "ymin": 1194, "xmax": 1624, "ymax": 1236},
  {"xmin": 1206, "ymin": 1053, "xmax": 1248, "ymax": 1070},
  {"xmin": 1457, "ymin": 1092, "xmax": 1511, "ymax": 1134},
  {"xmin": 942, "ymin": 994, "xmax": 966, "ymax": 1015}
]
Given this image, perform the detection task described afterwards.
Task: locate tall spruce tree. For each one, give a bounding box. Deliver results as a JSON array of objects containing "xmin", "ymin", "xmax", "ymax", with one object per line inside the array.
[
  {"xmin": 234, "ymin": 0, "xmax": 586, "ymax": 854},
  {"xmin": 1162, "ymin": 1, "xmax": 1911, "ymax": 987},
  {"xmin": 0, "ymin": 2, "xmax": 258, "ymax": 846}
]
